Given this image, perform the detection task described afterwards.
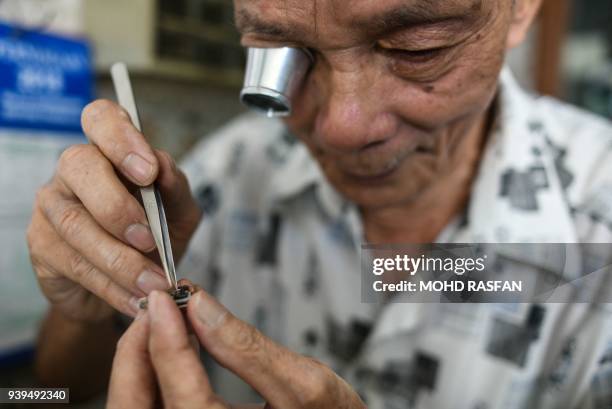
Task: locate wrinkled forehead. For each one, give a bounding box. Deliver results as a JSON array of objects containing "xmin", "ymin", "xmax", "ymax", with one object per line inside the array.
[{"xmin": 234, "ymin": 0, "xmax": 487, "ymax": 45}]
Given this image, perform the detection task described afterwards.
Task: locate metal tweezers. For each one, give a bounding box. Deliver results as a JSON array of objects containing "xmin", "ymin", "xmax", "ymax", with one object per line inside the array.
[{"xmin": 110, "ymin": 62, "xmax": 178, "ymax": 291}]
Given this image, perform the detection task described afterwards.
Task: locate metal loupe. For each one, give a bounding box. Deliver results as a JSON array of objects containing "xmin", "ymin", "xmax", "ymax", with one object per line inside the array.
[{"xmin": 240, "ymin": 47, "xmax": 313, "ymax": 117}]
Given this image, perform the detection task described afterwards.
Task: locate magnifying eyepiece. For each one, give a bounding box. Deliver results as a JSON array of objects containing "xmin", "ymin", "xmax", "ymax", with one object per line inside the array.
[{"xmin": 240, "ymin": 47, "xmax": 313, "ymax": 117}]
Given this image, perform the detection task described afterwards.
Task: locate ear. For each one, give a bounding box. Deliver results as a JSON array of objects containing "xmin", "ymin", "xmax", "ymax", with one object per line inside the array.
[{"xmin": 506, "ymin": 0, "xmax": 543, "ymax": 49}]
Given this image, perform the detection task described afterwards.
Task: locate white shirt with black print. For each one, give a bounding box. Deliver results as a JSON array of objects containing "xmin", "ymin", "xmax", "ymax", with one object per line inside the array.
[{"xmin": 178, "ymin": 68, "xmax": 612, "ymax": 409}]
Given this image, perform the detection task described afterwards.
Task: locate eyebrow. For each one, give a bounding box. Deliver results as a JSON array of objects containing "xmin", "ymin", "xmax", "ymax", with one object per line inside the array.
[
  {"xmin": 360, "ymin": 0, "xmax": 483, "ymax": 35},
  {"xmin": 236, "ymin": 0, "xmax": 482, "ymax": 40},
  {"xmin": 236, "ymin": 9, "xmax": 300, "ymax": 38}
]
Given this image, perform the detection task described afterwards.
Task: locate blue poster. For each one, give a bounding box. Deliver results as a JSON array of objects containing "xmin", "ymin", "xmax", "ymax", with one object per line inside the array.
[
  {"xmin": 0, "ymin": 22, "xmax": 93, "ymax": 134},
  {"xmin": 0, "ymin": 23, "xmax": 93, "ymax": 366}
]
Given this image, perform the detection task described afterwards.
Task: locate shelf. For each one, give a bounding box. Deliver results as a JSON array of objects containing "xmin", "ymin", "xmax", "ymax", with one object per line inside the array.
[{"xmin": 158, "ymin": 14, "xmax": 240, "ymax": 47}]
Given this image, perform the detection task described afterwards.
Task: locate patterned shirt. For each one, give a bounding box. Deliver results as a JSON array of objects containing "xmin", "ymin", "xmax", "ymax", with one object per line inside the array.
[{"xmin": 178, "ymin": 68, "xmax": 612, "ymax": 409}]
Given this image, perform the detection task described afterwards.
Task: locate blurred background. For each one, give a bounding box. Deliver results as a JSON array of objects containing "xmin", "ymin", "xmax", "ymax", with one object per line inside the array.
[{"xmin": 0, "ymin": 0, "xmax": 610, "ymax": 407}]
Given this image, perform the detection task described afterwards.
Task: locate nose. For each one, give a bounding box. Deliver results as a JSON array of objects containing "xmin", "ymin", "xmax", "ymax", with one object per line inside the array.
[{"xmin": 313, "ymin": 61, "xmax": 397, "ymax": 152}]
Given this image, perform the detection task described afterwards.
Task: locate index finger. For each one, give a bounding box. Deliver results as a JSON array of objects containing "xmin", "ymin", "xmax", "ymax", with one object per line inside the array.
[
  {"xmin": 187, "ymin": 291, "xmax": 366, "ymax": 409},
  {"xmin": 81, "ymin": 99, "xmax": 158, "ymax": 186}
]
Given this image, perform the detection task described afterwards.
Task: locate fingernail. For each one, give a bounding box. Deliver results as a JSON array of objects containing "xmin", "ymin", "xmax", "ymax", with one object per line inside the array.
[
  {"xmin": 194, "ymin": 292, "xmax": 227, "ymax": 328},
  {"xmin": 123, "ymin": 153, "xmax": 154, "ymax": 184},
  {"xmin": 125, "ymin": 223, "xmax": 156, "ymax": 252},
  {"xmin": 129, "ymin": 296, "xmax": 140, "ymax": 315},
  {"xmin": 137, "ymin": 269, "xmax": 169, "ymax": 294}
]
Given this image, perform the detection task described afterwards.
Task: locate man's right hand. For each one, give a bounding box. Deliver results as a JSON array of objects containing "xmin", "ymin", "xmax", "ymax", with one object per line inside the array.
[{"xmin": 27, "ymin": 99, "xmax": 202, "ymax": 323}]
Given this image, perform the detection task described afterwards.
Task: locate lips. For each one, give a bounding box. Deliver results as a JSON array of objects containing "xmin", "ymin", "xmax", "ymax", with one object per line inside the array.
[
  {"xmin": 334, "ymin": 140, "xmax": 437, "ymax": 183},
  {"xmin": 333, "ymin": 154, "xmax": 405, "ymax": 185},
  {"xmin": 343, "ymin": 158, "xmax": 399, "ymax": 177},
  {"xmin": 335, "ymin": 140, "xmax": 418, "ymax": 177}
]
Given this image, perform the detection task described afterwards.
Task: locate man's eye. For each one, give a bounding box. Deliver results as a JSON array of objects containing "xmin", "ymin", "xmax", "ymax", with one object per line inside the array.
[
  {"xmin": 377, "ymin": 44, "xmax": 457, "ymax": 82},
  {"xmin": 379, "ymin": 46, "xmax": 447, "ymax": 63}
]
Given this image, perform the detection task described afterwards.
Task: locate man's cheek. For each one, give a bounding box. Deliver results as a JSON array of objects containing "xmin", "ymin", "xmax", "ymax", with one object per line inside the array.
[
  {"xmin": 393, "ymin": 17, "xmax": 507, "ymax": 130},
  {"xmin": 395, "ymin": 55, "xmax": 503, "ymax": 131}
]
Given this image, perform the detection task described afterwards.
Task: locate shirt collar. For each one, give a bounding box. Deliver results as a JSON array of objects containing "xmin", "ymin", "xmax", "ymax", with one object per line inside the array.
[{"xmin": 467, "ymin": 67, "xmax": 578, "ymax": 243}]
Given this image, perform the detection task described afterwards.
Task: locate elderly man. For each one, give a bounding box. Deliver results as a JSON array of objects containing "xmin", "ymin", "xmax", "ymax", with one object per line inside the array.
[{"xmin": 27, "ymin": 0, "xmax": 612, "ymax": 408}]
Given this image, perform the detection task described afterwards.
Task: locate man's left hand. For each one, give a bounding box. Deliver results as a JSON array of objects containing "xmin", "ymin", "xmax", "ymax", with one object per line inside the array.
[{"xmin": 107, "ymin": 289, "xmax": 366, "ymax": 409}]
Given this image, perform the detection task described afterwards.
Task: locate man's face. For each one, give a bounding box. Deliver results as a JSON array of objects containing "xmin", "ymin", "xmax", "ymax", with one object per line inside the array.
[{"xmin": 235, "ymin": 0, "xmax": 516, "ymax": 210}]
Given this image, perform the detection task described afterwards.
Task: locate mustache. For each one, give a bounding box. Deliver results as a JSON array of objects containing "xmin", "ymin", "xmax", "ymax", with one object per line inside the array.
[{"xmin": 326, "ymin": 139, "xmax": 435, "ymax": 175}]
